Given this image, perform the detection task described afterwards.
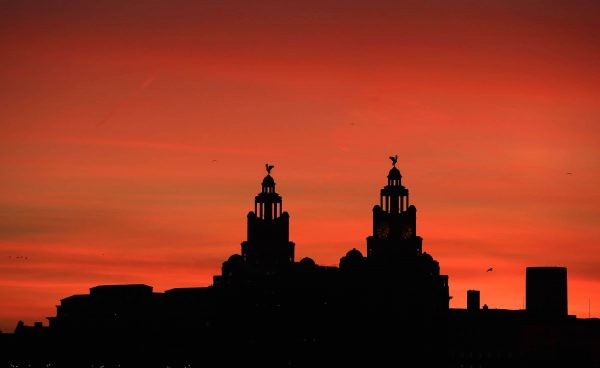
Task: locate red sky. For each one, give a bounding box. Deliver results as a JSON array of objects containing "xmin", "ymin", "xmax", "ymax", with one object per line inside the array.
[{"xmin": 1, "ymin": 0, "xmax": 599, "ymax": 331}]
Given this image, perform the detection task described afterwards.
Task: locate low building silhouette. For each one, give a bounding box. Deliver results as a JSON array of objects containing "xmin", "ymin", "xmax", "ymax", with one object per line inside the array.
[
  {"xmin": 467, "ymin": 290, "xmax": 480, "ymax": 311},
  {"xmin": 5, "ymin": 160, "xmax": 600, "ymax": 367},
  {"xmin": 527, "ymin": 266, "xmax": 568, "ymax": 317}
]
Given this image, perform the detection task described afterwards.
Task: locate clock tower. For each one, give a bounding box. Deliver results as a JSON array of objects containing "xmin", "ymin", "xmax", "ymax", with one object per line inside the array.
[
  {"xmin": 367, "ymin": 158, "xmax": 422, "ymax": 262},
  {"xmin": 241, "ymin": 164, "xmax": 295, "ymax": 267},
  {"xmin": 365, "ymin": 157, "xmax": 449, "ymax": 315}
]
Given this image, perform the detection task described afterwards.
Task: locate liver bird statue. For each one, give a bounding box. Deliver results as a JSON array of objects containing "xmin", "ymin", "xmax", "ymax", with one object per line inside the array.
[
  {"xmin": 265, "ymin": 163, "xmax": 274, "ymax": 174},
  {"xmin": 389, "ymin": 155, "xmax": 398, "ymax": 167}
]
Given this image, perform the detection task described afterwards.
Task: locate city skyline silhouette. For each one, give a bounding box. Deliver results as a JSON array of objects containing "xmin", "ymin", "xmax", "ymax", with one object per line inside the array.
[
  {"xmin": 2, "ymin": 155, "xmax": 598, "ymax": 332},
  {"xmin": 3, "ymin": 161, "xmax": 599, "ymax": 367},
  {"xmin": 2, "ymin": 1, "xmax": 600, "ymax": 331},
  {"xmin": 1, "ymin": 2, "xmax": 600, "ymax": 366}
]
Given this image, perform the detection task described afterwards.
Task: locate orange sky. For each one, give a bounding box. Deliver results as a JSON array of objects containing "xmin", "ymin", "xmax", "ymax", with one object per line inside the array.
[{"xmin": 1, "ymin": 0, "xmax": 599, "ymax": 331}]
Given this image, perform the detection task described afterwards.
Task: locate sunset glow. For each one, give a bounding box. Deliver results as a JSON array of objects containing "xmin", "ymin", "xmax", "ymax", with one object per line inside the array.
[{"xmin": 1, "ymin": 0, "xmax": 599, "ymax": 331}]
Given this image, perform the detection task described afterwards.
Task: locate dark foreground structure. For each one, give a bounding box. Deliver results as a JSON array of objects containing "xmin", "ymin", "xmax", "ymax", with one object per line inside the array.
[{"xmin": 3, "ymin": 160, "xmax": 599, "ymax": 367}]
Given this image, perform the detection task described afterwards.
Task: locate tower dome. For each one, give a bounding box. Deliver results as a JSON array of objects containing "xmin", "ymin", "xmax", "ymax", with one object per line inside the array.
[
  {"xmin": 340, "ymin": 248, "xmax": 365, "ymax": 270},
  {"xmin": 345, "ymin": 248, "xmax": 364, "ymax": 260},
  {"xmin": 262, "ymin": 174, "xmax": 275, "ymax": 188},
  {"xmin": 242, "ymin": 163, "xmax": 295, "ymax": 267},
  {"xmin": 388, "ymin": 166, "xmax": 401, "ymax": 180},
  {"xmin": 299, "ymin": 257, "xmax": 316, "ymax": 268}
]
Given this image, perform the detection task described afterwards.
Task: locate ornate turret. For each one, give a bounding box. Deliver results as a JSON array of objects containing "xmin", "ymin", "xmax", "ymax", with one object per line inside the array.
[
  {"xmin": 365, "ymin": 156, "xmax": 450, "ymax": 314},
  {"xmin": 380, "ymin": 155, "xmax": 410, "ymax": 214},
  {"xmin": 241, "ymin": 164, "xmax": 295, "ymax": 267},
  {"xmin": 368, "ymin": 156, "xmax": 421, "ymax": 260},
  {"xmin": 255, "ymin": 163, "xmax": 281, "ymax": 220}
]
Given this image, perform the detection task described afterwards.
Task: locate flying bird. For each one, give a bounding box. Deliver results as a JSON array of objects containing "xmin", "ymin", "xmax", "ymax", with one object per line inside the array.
[
  {"xmin": 389, "ymin": 155, "xmax": 398, "ymax": 167},
  {"xmin": 486, "ymin": 268, "xmax": 493, "ymax": 272},
  {"xmin": 265, "ymin": 163, "xmax": 274, "ymax": 174},
  {"xmin": 566, "ymin": 172, "xmax": 573, "ymax": 175}
]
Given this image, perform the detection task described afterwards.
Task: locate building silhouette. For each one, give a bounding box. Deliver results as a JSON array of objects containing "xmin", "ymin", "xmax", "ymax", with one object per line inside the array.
[
  {"xmin": 526, "ymin": 266, "xmax": 568, "ymax": 317},
  {"xmin": 242, "ymin": 168, "xmax": 294, "ymax": 266},
  {"xmin": 467, "ymin": 289, "xmax": 481, "ymax": 311},
  {"xmin": 3, "ymin": 160, "xmax": 599, "ymax": 367}
]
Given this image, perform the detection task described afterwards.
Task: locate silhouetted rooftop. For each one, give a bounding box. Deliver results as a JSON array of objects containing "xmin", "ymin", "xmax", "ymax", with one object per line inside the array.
[
  {"xmin": 60, "ymin": 294, "xmax": 89, "ymax": 304},
  {"xmin": 164, "ymin": 287, "xmax": 211, "ymax": 296},
  {"xmin": 228, "ymin": 254, "xmax": 243, "ymax": 264},
  {"xmin": 345, "ymin": 248, "xmax": 363, "ymax": 260},
  {"xmin": 299, "ymin": 257, "xmax": 316, "ymax": 267}
]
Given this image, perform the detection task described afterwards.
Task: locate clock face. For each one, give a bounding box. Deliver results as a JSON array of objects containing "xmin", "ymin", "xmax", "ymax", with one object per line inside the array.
[
  {"xmin": 401, "ymin": 224, "xmax": 413, "ymax": 240},
  {"xmin": 376, "ymin": 222, "xmax": 390, "ymax": 239}
]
